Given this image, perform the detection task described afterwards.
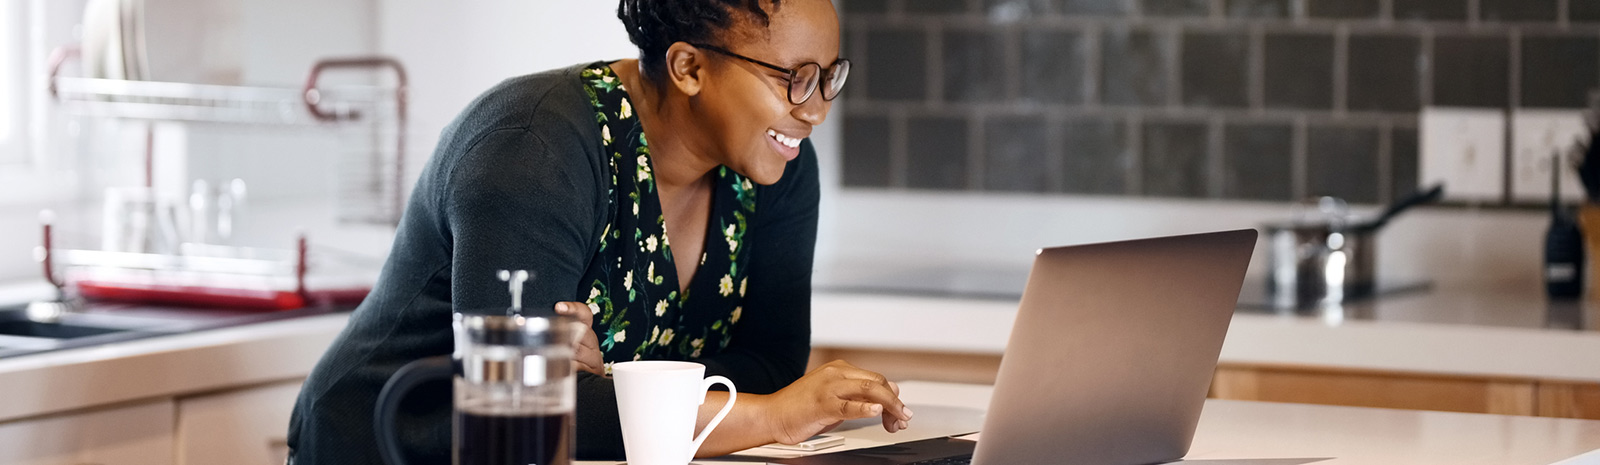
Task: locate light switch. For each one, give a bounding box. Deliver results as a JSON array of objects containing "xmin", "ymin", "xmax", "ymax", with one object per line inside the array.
[
  {"xmin": 1510, "ymin": 109, "xmax": 1588, "ymax": 204},
  {"xmin": 1420, "ymin": 107, "xmax": 1505, "ymax": 202}
]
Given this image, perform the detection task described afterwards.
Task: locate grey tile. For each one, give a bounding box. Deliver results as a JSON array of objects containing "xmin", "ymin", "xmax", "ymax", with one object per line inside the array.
[
  {"xmin": 1392, "ymin": 127, "xmax": 1420, "ymax": 201},
  {"xmin": 987, "ymin": 0, "xmax": 1054, "ymax": 18},
  {"xmin": 1479, "ymin": 0, "xmax": 1558, "ymax": 22},
  {"xmin": 1102, "ymin": 27, "xmax": 1173, "ymax": 106},
  {"xmin": 1142, "ymin": 120, "xmax": 1211, "ymax": 198},
  {"xmin": 1061, "ymin": 118, "xmax": 1132, "ymax": 194},
  {"xmin": 1393, "ymin": 0, "xmax": 1468, "ymax": 21},
  {"xmin": 1306, "ymin": 125, "xmax": 1380, "ymax": 204},
  {"xmin": 843, "ymin": 113, "xmax": 893, "ymax": 187},
  {"xmin": 906, "ymin": 0, "xmax": 975, "ymax": 14},
  {"xmin": 1142, "ymin": 0, "xmax": 1212, "ymax": 16},
  {"xmin": 864, "ymin": 28, "xmax": 928, "ymax": 102},
  {"xmin": 843, "ymin": 0, "xmax": 891, "ymax": 14},
  {"xmin": 1347, "ymin": 34, "xmax": 1423, "ymax": 112},
  {"xmin": 1432, "ymin": 36, "xmax": 1509, "ymax": 108},
  {"xmin": 1521, "ymin": 35, "xmax": 1600, "ymax": 108},
  {"xmin": 1264, "ymin": 32, "xmax": 1335, "ymax": 109},
  {"xmin": 1307, "ymin": 0, "xmax": 1380, "ymax": 19},
  {"xmin": 943, "ymin": 29, "xmax": 1010, "ymax": 102},
  {"xmin": 1226, "ymin": 0, "xmax": 1291, "ymax": 18},
  {"xmin": 1059, "ymin": 0, "xmax": 1130, "ymax": 15},
  {"xmin": 1223, "ymin": 122, "xmax": 1294, "ymax": 201},
  {"xmin": 1576, "ymin": 1, "xmax": 1600, "ymax": 23},
  {"xmin": 1020, "ymin": 29, "xmax": 1090, "ymax": 104},
  {"xmin": 983, "ymin": 116, "xmax": 1054, "ymax": 192},
  {"xmin": 1183, "ymin": 32, "xmax": 1251, "ymax": 108},
  {"xmin": 907, "ymin": 115, "xmax": 971, "ymax": 189}
]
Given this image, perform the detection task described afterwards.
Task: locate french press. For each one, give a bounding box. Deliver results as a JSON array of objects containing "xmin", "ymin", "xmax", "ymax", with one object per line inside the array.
[{"xmin": 376, "ymin": 270, "xmax": 580, "ymax": 465}]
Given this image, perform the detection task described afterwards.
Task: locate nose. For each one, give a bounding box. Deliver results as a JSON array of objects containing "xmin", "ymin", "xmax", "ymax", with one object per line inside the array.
[{"xmin": 792, "ymin": 94, "xmax": 830, "ymax": 127}]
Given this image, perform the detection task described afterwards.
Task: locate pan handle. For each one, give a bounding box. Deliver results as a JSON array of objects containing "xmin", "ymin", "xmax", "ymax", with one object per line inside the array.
[{"xmin": 1356, "ymin": 183, "xmax": 1444, "ymax": 233}]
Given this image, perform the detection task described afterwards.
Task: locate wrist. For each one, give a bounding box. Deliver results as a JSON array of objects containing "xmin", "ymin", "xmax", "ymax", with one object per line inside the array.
[{"xmin": 742, "ymin": 392, "xmax": 784, "ymax": 445}]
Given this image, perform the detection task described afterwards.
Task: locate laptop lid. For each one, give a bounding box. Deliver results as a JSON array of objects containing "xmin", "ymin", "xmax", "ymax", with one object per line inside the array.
[{"xmin": 971, "ymin": 229, "xmax": 1257, "ymax": 465}]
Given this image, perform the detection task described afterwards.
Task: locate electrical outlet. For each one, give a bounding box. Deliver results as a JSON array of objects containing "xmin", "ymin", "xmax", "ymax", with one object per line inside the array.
[
  {"xmin": 1420, "ymin": 107, "xmax": 1505, "ymax": 202},
  {"xmin": 1511, "ymin": 109, "xmax": 1588, "ymax": 204}
]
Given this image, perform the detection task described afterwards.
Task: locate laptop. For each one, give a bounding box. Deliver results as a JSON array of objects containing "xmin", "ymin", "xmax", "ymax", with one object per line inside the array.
[{"xmin": 779, "ymin": 229, "xmax": 1258, "ymax": 465}]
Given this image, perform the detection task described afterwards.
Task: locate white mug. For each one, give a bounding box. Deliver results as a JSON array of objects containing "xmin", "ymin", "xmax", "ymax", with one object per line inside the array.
[{"xmin": 612, "ymin": 361, "xmax": 737, "ymax": 465}]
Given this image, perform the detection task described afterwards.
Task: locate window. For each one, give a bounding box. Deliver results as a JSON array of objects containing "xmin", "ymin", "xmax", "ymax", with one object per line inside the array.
[
  {"xmin": 0, "ymin": 0, "xmax": 14, "ymax": 146},
  {"xmin": 0, "ymin": 0, "xmax": 25, "ymax": 168}
]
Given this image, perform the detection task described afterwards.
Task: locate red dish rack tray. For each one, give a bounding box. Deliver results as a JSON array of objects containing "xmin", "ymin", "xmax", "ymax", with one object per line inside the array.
[{"xmin": 40, "ymin": 222, "xmax": 369, "ymax": 311}]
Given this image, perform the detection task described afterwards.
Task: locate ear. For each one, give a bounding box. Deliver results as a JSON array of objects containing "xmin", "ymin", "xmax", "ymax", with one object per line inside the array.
[{"xmin": 663, "ymin": 42, "xmax": 707, "ymax": 97}]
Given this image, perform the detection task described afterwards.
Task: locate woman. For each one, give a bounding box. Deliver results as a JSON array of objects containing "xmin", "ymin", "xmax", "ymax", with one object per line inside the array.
[{"xmin": 286, "ymin": 0, "xmax": 912, "ymax": 463}]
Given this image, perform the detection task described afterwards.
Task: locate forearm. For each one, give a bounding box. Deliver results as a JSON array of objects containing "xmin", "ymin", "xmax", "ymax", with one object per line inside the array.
[{"xmin": 693, "ymin": 391, "xmax": 777, "ymax": 457}]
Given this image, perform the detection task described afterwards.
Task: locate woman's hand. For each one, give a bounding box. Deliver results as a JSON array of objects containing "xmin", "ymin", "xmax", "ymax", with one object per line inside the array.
[
  {"xmin": 761, "ymin": 360, "xmax": 915, "ymax": 444},
  {"xmin": 554, "ymin": 302, "xmax": 605, "ymax": 376}
]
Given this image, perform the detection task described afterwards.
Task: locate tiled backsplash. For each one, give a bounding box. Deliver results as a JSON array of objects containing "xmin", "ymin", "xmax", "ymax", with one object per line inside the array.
[{"xmin": 837, "ymin": 0, "xmax": 1600, "ymax": 204}]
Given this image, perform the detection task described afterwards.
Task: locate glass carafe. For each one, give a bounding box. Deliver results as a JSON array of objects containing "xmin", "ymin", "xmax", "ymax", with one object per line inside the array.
[{"xmin": 376, "ymin": 272, "xmax": 578, "ymax": 465}]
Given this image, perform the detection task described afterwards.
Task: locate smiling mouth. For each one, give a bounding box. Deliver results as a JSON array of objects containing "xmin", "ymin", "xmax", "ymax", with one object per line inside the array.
[{"xmin": 766, "ymin": 129, "xmax": 802, "ymax": 149}]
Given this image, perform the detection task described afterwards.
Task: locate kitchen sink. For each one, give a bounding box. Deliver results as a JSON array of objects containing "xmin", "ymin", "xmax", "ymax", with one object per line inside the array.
[
  {"xmin": 0, "ymin": 320, "xmax": 127, "ymax": 339},
  {"xmin": 0, "ymin": 303, "xmax": 194, "ymax": 352},
  {"xmin": 0, "ymin": 300, "xmax": 351, "ymax": 358}
]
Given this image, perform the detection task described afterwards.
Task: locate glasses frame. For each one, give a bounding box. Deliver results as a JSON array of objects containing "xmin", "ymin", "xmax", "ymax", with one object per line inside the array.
[{"xmin": 690, "ymin": 43, "xmax": 850, "ymax": 105}]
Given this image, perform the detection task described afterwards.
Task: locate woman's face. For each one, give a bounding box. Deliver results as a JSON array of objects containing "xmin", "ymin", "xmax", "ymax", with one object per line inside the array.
[{"xmin": 695, "ymin": 0, "xmax": 839, "ymax": 186}]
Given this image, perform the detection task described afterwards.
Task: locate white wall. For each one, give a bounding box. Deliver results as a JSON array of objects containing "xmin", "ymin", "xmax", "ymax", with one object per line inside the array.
[{"xmin": 376, "ymin": 1, "xmax": 635, "ymax": 162}]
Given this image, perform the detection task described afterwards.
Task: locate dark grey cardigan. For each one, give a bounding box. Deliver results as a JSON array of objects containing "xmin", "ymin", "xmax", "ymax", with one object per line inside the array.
[{"xmin": 286, "ymin": 63, "xmax": 817, "ymax": 464}]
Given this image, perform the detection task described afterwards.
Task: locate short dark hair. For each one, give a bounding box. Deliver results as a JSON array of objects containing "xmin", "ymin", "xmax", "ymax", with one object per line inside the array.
[{"xmin": 617, "ymin": 0, "xmax": 781, "ymax": 81}]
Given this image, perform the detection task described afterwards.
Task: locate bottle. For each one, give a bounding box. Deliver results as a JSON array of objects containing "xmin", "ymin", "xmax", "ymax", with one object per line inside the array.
[{"xmin": 1547, "ymin": 154, "xmax": 1584, "ymax": 298}]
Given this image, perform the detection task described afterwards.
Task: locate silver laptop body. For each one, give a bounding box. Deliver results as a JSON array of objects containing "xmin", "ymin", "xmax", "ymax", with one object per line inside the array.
[{"xmin": 971, "ymin": 229, "xmax": 1257, "ymax": 464}]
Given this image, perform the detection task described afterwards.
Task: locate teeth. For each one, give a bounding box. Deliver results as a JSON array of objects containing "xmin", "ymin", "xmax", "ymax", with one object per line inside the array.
[{"xmin": 766, "ymin": 129, "xmax": 801, "ymax": 149}]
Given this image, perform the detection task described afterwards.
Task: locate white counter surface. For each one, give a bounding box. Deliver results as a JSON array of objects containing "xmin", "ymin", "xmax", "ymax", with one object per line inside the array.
[
  {"xmin": 812, "ymin": 291, "xmax": 1600, "ymax": 383},
  {"xmin": 574, "ymin": 381, "xmax": 1600, "ymax": 465}
]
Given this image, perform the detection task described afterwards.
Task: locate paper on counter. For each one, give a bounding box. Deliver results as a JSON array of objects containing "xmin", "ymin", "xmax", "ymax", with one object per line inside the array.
[{"xmin": 729, "ymin": 403, "xmax": 984, "ymax": 459}]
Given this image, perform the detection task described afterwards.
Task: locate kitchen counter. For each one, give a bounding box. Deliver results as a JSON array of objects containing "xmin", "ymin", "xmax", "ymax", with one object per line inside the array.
[
  {"xmin": 811, "ymin": 287, "xmax": 1600, "ymax": 384},
  {"xmin": 714, "ymin": 381, "xmax": 1600, "ymax": 465},
  {"xmin": 0, "ymin": 310, "xmax": 349, "ymax": 422},
  {"xmin": 2, "ymin": 284, "xmax": 1594, "ymax": 424}
]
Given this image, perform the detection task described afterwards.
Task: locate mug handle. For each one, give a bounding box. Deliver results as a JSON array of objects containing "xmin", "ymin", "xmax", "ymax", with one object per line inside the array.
[
  {"xmin": 374, "ymin": 356, "xmax": 452, "ymax": 465},
  {"xmin": 687, "ymin": 375, "xmax": 737, "ymax": 462}
]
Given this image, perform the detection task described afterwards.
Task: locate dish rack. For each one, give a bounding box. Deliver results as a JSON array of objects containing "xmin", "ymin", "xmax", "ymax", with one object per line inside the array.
[{"xmin": 37, "ymin": 48, "xmax": 408, "ymax": 310}]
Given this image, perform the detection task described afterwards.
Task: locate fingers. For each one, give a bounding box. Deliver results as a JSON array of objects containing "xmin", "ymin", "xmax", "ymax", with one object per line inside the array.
[
  {"xmin": 832, "ymin": 372, "xmax": 912, "ymax": 423},
  {"xmin": 572, "ymin": 334, "xmax": 605, "ymax": 376},
  {"xmin": 555, "ymin": 301, "xmax": 604, "ymax": 375},
  {"xmin": 807, "ymin": 361, "xmax": 914, "ymax": 435},
  {"xmin": 835, "ymin": 399, "xmax": 882, "ymax": 419},
  {"xmin": 554, "ymin": 301, "xmax": 594, "ymax": 326}
]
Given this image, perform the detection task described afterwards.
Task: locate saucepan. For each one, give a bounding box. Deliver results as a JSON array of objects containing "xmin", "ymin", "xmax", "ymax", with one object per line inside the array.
[{"xmin": 1262, "ymin": 184, "xmax": 1444, "ymax": 308}]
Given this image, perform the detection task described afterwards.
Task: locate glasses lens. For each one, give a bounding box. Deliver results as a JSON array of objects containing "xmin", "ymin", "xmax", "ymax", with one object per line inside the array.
[
  {"xmin": 790, "ymin": 63, "xmax": 821, "ymax": 104},
  {"xmin": 822, "ymin": 60, "xmax": 850, "ymax": 101}
]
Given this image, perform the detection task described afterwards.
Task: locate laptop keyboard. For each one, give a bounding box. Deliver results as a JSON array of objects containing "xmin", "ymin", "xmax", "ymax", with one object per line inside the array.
[{"xmin": 907, "ymin": 455, "xmax": 973, "ymax": 465}]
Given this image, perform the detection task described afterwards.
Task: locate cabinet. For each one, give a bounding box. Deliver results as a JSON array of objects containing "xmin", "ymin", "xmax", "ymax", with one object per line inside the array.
[
  {"xmin": 175, "ymin": 379, "xmax": 305, "ymax": 465},
  {"xmin": 0, "ymin": 399, "xmax": 175, "ymax": 465}
]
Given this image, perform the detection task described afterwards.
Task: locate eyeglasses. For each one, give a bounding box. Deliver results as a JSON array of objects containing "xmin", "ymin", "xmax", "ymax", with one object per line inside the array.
[{"xmin": 690, "ymin": 43, "xmax": 851, "ymax": 105}]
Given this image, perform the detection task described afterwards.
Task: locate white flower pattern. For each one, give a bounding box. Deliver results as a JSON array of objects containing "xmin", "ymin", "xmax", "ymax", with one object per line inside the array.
[{"xmin": 582, "ymin": 63, "xmax": 755, "ymax": 364}]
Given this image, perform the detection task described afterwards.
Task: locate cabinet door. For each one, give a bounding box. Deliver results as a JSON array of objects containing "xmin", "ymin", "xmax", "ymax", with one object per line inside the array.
[
  {"xmin": 0, "ymin": 399, "xmax": 176, "ymax": 465},
  {"xmin": 176, "ymin": 379, "xmax": 305, "ymax": 465}
]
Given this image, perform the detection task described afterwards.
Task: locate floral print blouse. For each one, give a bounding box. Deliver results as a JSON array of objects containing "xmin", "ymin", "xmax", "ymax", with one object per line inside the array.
[{"xmin": 578, "ymin": 63, "xmax": 755, "ymax": 371}]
